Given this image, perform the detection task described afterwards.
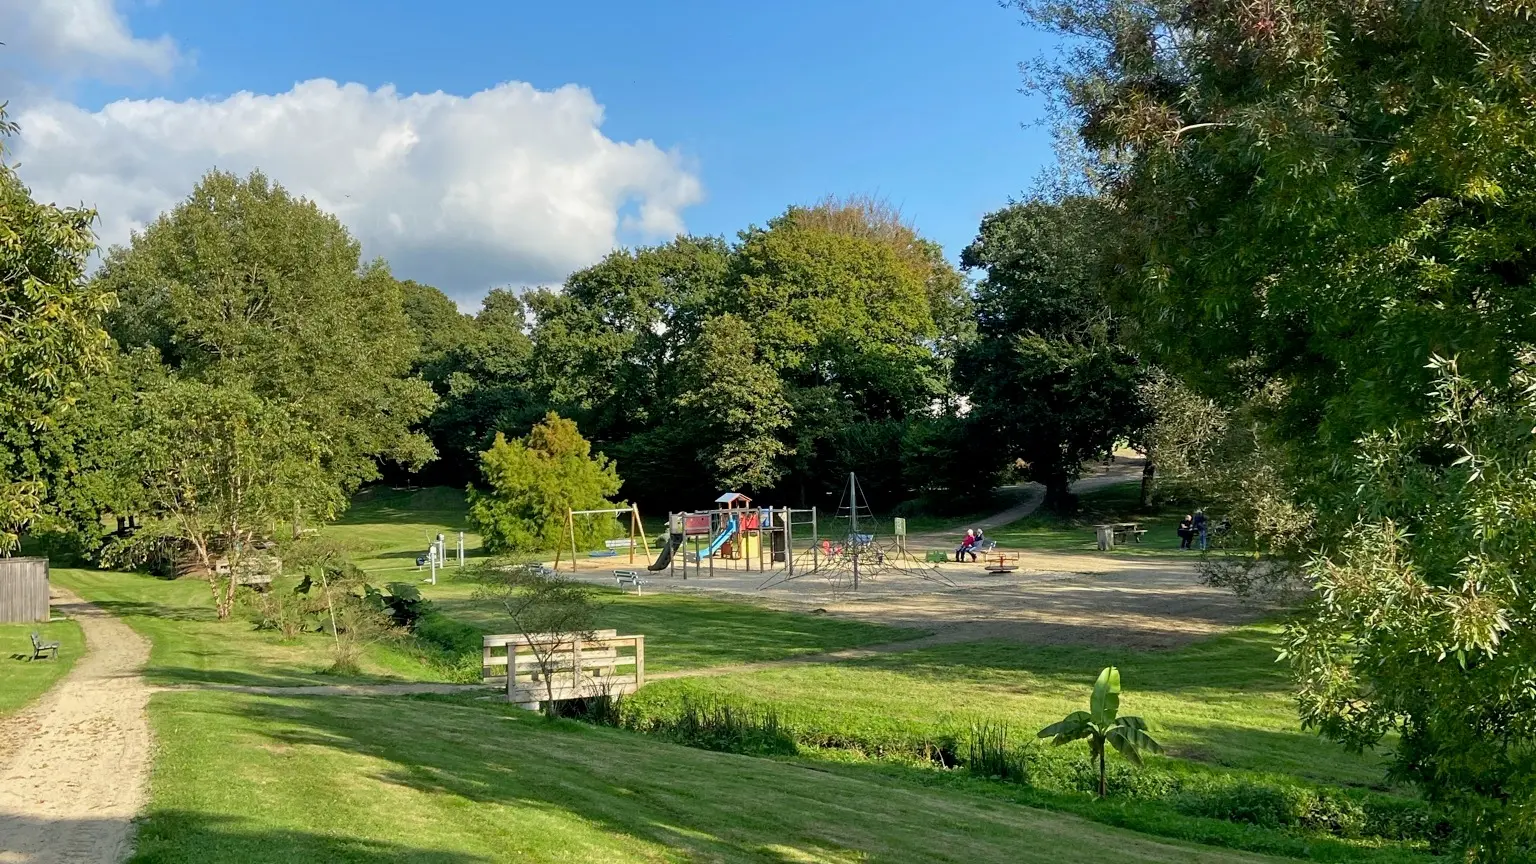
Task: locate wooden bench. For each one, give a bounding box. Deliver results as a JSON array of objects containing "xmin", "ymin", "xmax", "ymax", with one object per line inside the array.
[
  {"xmin": 614, "ymin": 570, "xmax": 645, "ymax": 595},
  {"xmin": 481, "ymin": 631, "xmax": 645, "ymax": 709},
  {"xmin": 30, "ymin": 631, "xmax": 59, "ymax": 661}
]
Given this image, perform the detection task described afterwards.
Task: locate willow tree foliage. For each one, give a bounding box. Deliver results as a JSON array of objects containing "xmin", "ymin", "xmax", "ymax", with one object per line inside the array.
[{"xmin": 1016, "ymin": 0, "xmax": 1536, "ymax": 855}]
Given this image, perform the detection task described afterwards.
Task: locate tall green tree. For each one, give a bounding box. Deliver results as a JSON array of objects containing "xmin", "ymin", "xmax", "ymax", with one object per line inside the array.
[
  {"xmin": 675, "ymin": 314, "xmax": 793, "ymax": 492},
  {"xmin": 108, "ymin": 378, "xmax": 338, "ymax": 619},
  {"xmin": 98, "ymin": 170, "xmax": 437, "ymax": 496},
  {"xmin": 414, "ymin": 287, "xmax": 539, "ymax": 485},
  {"xmin": 0, "ymin": 107, "xmax": 117, "ymax": 550},
  {"xmin": 958, "ymin": 198, "xmax": 1144, "ymax": 509},
  {"xmin": 1018, "ymin": 1, "xmax": 1536, "ymax": 855},
  {"xmin": 467, "ymin": 413, "xmax": 623, "ymax": 555}
]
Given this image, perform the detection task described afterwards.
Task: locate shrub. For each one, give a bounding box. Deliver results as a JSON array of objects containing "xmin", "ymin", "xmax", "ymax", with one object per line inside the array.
[
  {"xmin": 965, "ymin": 723, "xmax": 1030, "ymax": 783},
  {"xmin": 621, "ymin": 694, "xmax": 797, "ymax": 757},
  {"xmin": 245, "ymin": 586, "xmax": 312, "ymax": 640}
]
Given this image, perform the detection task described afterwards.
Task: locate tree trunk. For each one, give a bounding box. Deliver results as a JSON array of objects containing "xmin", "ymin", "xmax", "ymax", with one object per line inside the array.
[
  {"xmin": 1098, "ymin": 745, "xmax": 1107, "ymax": 798},
  {"xmin": 1140, "ymin": 459, "xmax": 1155, "ymax": 508},
  {"xmin": 1043, "ymin": 474, "xmax": 1074, "ymax": 513}
]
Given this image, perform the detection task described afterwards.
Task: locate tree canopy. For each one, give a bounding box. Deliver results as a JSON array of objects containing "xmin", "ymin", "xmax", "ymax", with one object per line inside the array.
[
  {"xmin": 467, "ymin": 413, "xmax": 624, "ymax": 555},
  {"xmin": 99, "ymin": 170, "xmax": 438, "ymax": 493},
  {"xmin": 0, "ymin": 108, "xmax": 117, "ymax": 551},
  {"xmin": 1017, "ymin": 0, "xmax": 1536, "ymax": 855}
]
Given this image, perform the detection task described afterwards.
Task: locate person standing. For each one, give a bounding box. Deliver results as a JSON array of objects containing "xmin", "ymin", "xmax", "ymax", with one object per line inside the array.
[
  {"xmin": 1178, "ymin": 514, "xmax": 1193, "ymax": 550},
  {"xmin": 1193, "ymin": 509, "xmax": 1209, "ymax": 551}
]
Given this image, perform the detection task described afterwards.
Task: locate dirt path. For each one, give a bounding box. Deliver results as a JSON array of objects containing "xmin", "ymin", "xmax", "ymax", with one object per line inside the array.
[
  {"xmin": 905, "ymin": 453, "xmax": 1148, "ymax": 546},
  {"xmin": 0, "ymin": 589, "xmax": 153, "ymax": 864}
]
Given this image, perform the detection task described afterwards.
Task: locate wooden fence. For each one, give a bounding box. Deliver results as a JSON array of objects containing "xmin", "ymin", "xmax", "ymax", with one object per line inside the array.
[
  {"xmin": 482, "ymin": 630, "xmax": 645, "ymax": 707},
  {"xmin": 0, "ymin": 557, "xmax": 50, "ymax": 624}
]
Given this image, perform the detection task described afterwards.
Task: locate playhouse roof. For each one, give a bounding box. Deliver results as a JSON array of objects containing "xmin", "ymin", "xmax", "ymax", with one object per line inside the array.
[{"xmin": 714, "ymin": 491, "xmax": 752, "ymax": 505}]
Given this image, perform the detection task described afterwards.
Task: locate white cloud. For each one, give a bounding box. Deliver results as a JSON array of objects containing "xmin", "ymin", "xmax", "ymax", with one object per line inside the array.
[
  {"xmin": 12, "ymin": 79, "xmax": 705, "ymax": 300},
  {"xmin": 0, "ymin": 0, "xmax": 180, "ymax": 80}
]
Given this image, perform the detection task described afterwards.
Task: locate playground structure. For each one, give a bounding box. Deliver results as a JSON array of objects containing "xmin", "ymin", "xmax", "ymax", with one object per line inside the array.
[
  {"xmin": 631, "ymin": 476, "xmax": 949, "ymax": 592},
  {"xmin": 757, "ymin": 473, "xmax": 952, "ymax": 591},
  {"xmin": 652, "ymin": 491, "xmax": 822, "ymax": 581}
]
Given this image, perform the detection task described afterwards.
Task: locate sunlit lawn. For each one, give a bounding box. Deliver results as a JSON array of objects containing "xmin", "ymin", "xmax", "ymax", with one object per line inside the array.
[
  {"xmin": 51, "ymin": 568, "xmax": 448, "ymax": 688},
  {"xmin": 629, "ymin": 624, "xmax": 1393, "ymax": 791},
  {"xmin": 0, "ymin": 619, "xmax": 84, "ymax": 716},
  {"xmin": 131, "ymin": 689, "xmax": 1285, "ymax": 864}
]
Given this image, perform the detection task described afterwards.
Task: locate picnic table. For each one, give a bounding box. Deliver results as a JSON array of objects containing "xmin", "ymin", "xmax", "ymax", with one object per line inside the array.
[{"xmin": 1093, "ymin": 522, "xmax": 1146, "ymax": 550}]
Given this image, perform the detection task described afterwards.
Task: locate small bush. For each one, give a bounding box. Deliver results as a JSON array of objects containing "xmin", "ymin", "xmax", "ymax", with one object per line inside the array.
[
  {"xmin": 965, "ymin": 723, "xmax": 1030, "ymax": 783},
  {"xmin": 246, "ymin": 586, "xmax": 312, "ymax": 640},
  {"xmin": 622, "ymin": 695, "xmax": 797, "ymax": 756}
]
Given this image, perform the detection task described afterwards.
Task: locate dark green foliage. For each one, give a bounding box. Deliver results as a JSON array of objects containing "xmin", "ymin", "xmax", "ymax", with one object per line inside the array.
[
  {"xmin": 1015, "ymin": 1, "xmax": 1536, "ymax": 856},
  {"xmin": 0, "ymin": 108, "xmax": 117, "ymax": 550},
  {"xmin": 619, "ymin": 694, "xmax": 798, "ymax": 757},
  {"xmin": 958, "ymin": 198, "xmax": 1146, "ymax": 510},
  {"xmin": 368, "ymin": 582, "xmax": 429, "ymax": 631}
]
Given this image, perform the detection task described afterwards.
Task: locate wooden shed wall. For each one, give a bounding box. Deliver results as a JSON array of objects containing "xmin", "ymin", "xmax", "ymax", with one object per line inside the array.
[{"xmin": 0, "ymin": 557, "xmax": 50, "ymax": 623}]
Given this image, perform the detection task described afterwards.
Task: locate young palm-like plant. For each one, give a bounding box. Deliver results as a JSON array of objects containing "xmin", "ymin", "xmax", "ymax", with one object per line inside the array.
[{"xmin": 1037, "ymin": 666, "xmax": 1162, "ymax": 798}]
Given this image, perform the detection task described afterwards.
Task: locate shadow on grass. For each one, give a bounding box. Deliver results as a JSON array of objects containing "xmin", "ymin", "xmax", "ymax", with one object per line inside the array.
[
  {"xmin": 182, "ymin": 693, "xmax": 1109, "ymax": 864},
  {"xmin": 127, "ymin": 811, "xmax": 491, "ymax": 863},
  {"xmin": 89, "ymin": 599, "xmax": 219, "ymax": 623},
  {"xmin": 1159, "ymin": 722, "xmax": 1395, "ymax": 789},
  {"xmin": 175, "ymin": 692, "xmax": 1427, "ymax": 864},
  {"xmin": 843, "ymin": 626, "xmax": 1294, "ymax": 696},
  {"xmin": 145, "ymin": 664, "xmax": 419, "ymax": 690}
]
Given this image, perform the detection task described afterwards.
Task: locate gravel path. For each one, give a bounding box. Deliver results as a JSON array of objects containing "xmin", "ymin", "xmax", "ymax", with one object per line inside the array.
[
  {"xmin": 0, "ymin": 589, "xmax": 153, "ymax": 864},
  {"xmin": 907, "ymin": 453, "xmax": 1148, "ymax": 544}
]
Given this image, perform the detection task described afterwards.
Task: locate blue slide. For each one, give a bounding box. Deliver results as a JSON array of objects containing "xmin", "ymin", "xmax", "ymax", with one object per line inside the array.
[{"xmin": 699, "ymin": 515, "xmax": 739, "ymax": 558}]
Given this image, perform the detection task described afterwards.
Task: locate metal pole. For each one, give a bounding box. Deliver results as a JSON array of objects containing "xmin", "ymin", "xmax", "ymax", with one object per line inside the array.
[
  {"xmin": 786, "ymin": 509, "xmax": 795, "ymax": 577},
  {"xmin": 849, "ymin": 472, "xmax": 859, "ymax": 590},
  {"xmin": 811, "ymin": 506, "xmax": 819, "ymax": 571}
]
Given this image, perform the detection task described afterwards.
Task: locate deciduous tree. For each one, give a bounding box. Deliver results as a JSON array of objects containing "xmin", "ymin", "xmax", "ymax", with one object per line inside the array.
[{"xmin": 1017, "ymin": 1, "xmax": 1536, "ymax": 854}]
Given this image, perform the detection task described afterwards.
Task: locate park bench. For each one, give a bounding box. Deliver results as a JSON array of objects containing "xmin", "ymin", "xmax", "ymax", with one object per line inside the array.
[
  {"xmin": 614, "ymin": 570, "xmax": 646, "ymax": 595},
  {"xmin": 30, "ymin": 631, "xmax": 60, "ymax": 661}
]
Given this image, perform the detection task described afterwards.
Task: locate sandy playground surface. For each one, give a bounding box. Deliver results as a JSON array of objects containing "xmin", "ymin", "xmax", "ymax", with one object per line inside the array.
[{"xmin": 554, "ymin": 455, "xmax": 1273, "ymax": 652}]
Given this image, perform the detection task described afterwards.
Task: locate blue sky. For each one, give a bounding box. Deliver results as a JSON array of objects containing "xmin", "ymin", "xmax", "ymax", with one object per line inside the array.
[{"xmin": 9, "ymin": 0, "xmax": 1059, "ymax": 303}]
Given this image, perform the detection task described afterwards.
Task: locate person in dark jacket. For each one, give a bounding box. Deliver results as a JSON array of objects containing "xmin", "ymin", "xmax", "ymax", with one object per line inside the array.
[
  {"xmin": 1193, "ymin": 510, "xmax": 1209, "ymax": 550},
  {"xmin": 1177, "ymin": 515, "xmax": 1194, "ymax": 550}
]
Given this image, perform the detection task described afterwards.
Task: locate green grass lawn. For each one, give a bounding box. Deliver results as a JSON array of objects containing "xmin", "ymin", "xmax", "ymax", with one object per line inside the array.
[
  {"xmin": 422, "ymin": 572, "xmax": 926, "ymax": 673},
  {"xmin": 989, "ymin": 481, "xmax": 1192, "ymax": 554},
  {"xmin": 51, "ymin": 568, "xmax": 449, "ymax": 688},
  {"xmin": 330, "ymin": 486, "xmax": 485, "ymax": 573},
  {"xmin": 0, "ymin": 619, "xmax": 84, "ymax": 716},
  {"xmin": 130, "ymin": 689, "xmax": 1283, "ymax": 864},
  {"xmin": 627, "ymin": 623, "xmax": 1390, "ymax": 791}
]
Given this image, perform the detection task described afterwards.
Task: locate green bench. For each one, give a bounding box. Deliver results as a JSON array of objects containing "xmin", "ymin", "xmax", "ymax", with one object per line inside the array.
[{"xmin": 30, "ymin": 631, "xmax": 60, "ymax": 661}]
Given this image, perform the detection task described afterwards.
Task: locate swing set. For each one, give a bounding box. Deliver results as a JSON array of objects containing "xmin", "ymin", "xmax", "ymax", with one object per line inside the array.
[{"xmin": 552, "ymin": 505, "xmax": 653, "ymax": 571}]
